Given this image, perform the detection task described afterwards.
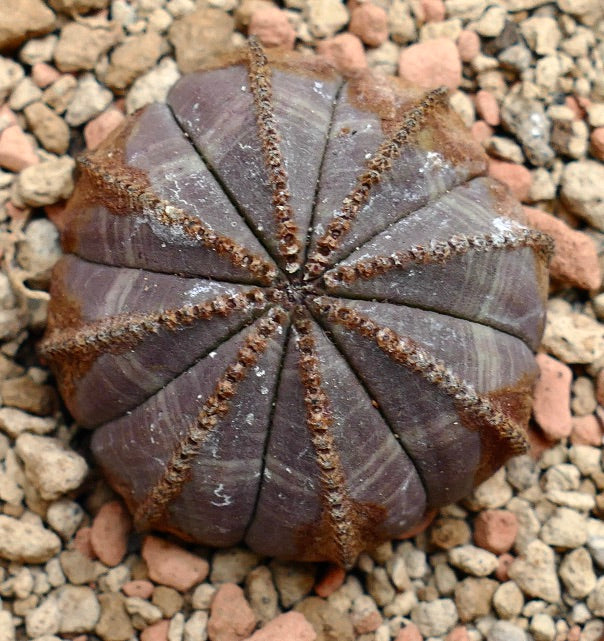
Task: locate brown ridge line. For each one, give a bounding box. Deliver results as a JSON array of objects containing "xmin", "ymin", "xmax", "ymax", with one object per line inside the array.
[
  {"xmin": 293, "ymin": 309, "xmax": 361, "ymax": 569},
  {"xmin": 323, "ymin": 226, "xmax": 555, "ymax": 287},
  {"xmin": 78, "ymin": 156, "xmax": 279, "ymax": 286},
  {"xmin": 246, "ymin": 37, "xmax": 302, "ymax": 274},
  {"xmin": 134, "ymin": 306, "xmax": 288, "ymax": 530},
  {"xmin": 314, "ymin": 298, "xmax": 528, "ymax": 456},
  {"xmin": 304, "ymin": 86, "xmax": 450, "ymax": 281},
  {"xmin": 38, "ymin": 288, "xmax": 268, "ymax": 360}
]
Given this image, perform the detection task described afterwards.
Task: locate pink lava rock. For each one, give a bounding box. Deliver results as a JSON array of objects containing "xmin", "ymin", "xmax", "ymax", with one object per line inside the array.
[
  {"xmin": 457, "ymin": 30, "xmax": 480, "ymax": 63},
  {"xmin": 395, "ymin": 623, "xmax": 422, "ymax": 641},
  {"xmin": 523, "ymin": 206, "xmax": 601, "ymax": 291},
  {"xmin": 244, "ymin": 612, "xmax": 316, "ymax": 641},
  {"xmin": 487, "ymin": 158, "xmax": 531, "ymax": 202},
  {"xmin": 495, "ymin": 552, "xmax": 514, "ymax": 581},
  {"xmin": 141, "ymin": 619, "xmax": 170, "ymax": 641},
  {"xmin": 90, "ymin": 500, "xmax": 132, "ymax": 567},
  {"xmin": 122, "ymin": 580, "xmax": 155, "ymax": 599},
  {"xmin": 398, "ymin": 38, "xmax": 462, "ymax": 91},
  {"xmin": 590, "ymin": 127, "xmax": 604, "ymax": 161},
  {"xmin": 570, "ymin": 415, "xmax": 603, "ymax": 446},
  {"xmin": 142, "ymin": 535, "xmax": 209, "ymax": 591},
  {"xmin": 209, "ymin": 583, "xmax": 257, "ymax": 641},
  {"xmin": 73, "ymin": 526, "xmax": 95, "ymax": 559},
  {"xmin": 475, "ymin": 90, "xmax": 500, "ymax": 126},
  {"xmin": 314, "ymin": 564, "xmax": 346, "ymax": 597},
  {"xmin": 567, "ymin": 625, "xmax": 581, "ymax": 641},
  {"xmin": 446, "ymin": 627, "xmax": 471, "ymax": 641},
  {"xmin": 0, "ymin": 107, "xmax": 39, "ymax": 171},
  {"xmin": 473, "ymin": 509, "xmax": 518, "ymax": 554},
  {"xmin": 32, "ymin": 62, "xmax": 61, "ymax": 88},
  {"xmin": 421, "ymin": 0, "xmax": 446, "ymax": 22},
  {"xmin": 471, "ymin": 120, "xmax": 494, "ymax": 143},
  {"xmin": 533, "ymin": 354, "xmax": 573, "ymax": 440},
  {"xmin": 349, "ymin": 4, "xmax": 389, "ymax": 48},
  {"xmin": 84, "ymin": 108, "xmax": 126, "ymax": 151},
  {"xmin": 316, "ymin": 33, "xmax": 368, "ymax": 75},
  {"xmin": 248, "ymin": 6, "xmax": 296, "ymax": 50}
]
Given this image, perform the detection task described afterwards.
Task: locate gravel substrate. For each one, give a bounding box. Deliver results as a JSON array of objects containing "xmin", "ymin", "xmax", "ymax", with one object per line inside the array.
[{"xmin": 0, "ymin": 1, "xmax": 603, "ymax": 640}]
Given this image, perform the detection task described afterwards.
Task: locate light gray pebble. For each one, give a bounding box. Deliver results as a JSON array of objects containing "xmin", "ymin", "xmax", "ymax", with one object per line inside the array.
[
  {"xmin": 434, "ymin": 563, "xmax": 457, "ymax": 596},
  {"xmin": 98, "ymin": 564, "xmax": 131, "ymax": 593},
  {"xmin": 31, "ymin": 568, "xmax": 50, "ymax": 596},
  {"xmin": 508, "ymin": 540, "xmax": 561, "ymax": 603},
  {"xmin": 0, "ymin": 57, "xmax": 24, "ymax": 103},
  {"xmin": 487, "ymin": 620, "xmax": 527, "ymax": 641},
  {"xmin": 191, "ymin": 583, "xmax": 216, "ymax": 610},
  {"xmin": 561, "ymin": 161, "xmax": 604, "ymax": 232},
  {"xmin": 586, "ymin": 576, "xmax": 604, "ymax": 616},
  {"xmin": 501, "ymin": 94, "xmax": 554, "ymax": 166},
  {"xmin": 570, "ymin": 601, "xmax": 591, "ymax": 624},
  {"xmin": 210, "ymin": 548, "xmax": 259, "ymax": 585},
  {"xmin": 448, "ymin": 545, "xmax": 498, "ymax": 577},
  {"xmin": 124, "ymin": 596, "xmax": 163, "ymax": 626},
  {"xmin": 569, "ymin": 445, "xmax": 601, "ymax": 477},
  {"xmin": 168, "ymin": 611, "xmax": 185, "ymax": 641},
  {"xmin": 46, "ymin": 499, "xmax": 84, "ymax": 540},
  {"xmin": 559, "ymin": 547, "xmax": 597, "ymax": 598},
  {"xmin": 12, "ymin": 567, "xmax": 33, "ymax": 599},
  {"xmin": 19, "ymin": 35, "xmax": 58, "ymax": 65},
  {"xmin": 16, "ymin": 433, "xmax": 88, "ymax": 501},
  {"xmin": 270, "ymin": 560, "xmax": 315, "ymax": 609},
  {"xmin": 16, "ymin": 157, "xmax": 75, "ymax": 208},
  {"xmin": 528, "ymin": 167, "xmax": 556, "ymax": 202},
  {"xmin": 466, "ymin": 468, "xmax": 511, "ymax": 509},
  {"xmin": 485, "ymin": 136, "xmax": 524, "ymax": 164},
  {"xmin": 25, "ymin": 595, "xmax": 60, "ymax": 638},
  {"xmin": 587, "ymin": 535, "xmax": 604, "ymax": 569},
  {"xmin": 17, "ymin": 219, "xmax": 62, "ymax": 285},
  {"xmin": 386, "ymin": 555, "xmax": 411, "ymax": 592},
  {"xmin": 8, "ymin": 78, "xmax": 42, "ymax": 111},
  {"xmin": 520, "ymin": 15, "xmax": 560, "ymax": 55},
  {"xmin": 45, "ymin": 558, "xmax": 65, "ymax": 588},
  {"xmin": 587, "ymin": 103, "xmax": 604, "ymax": 127},
  {"xmin": 530, "ymin": 613, "xmax": 556, "ymax": 641},
  {"xmin": 183, "ymin": 610, "xmax": 208, "ymax": 641},
  {"xmin": 0, "ymin": 610, "xmax": 15, "ymax": 641},
  {"xmin": 366, "ymin": 567, "xmax": 395, "ymax": 607},
  {"xmin": 0, "ymin": 408, "xmax": 56, "ymax": 438},
  {"xmin": 245, "ymin": 566, "xmax": 278, "ymax": 625},
  {"xmin": 499, "ymin": 43, "xmax": 533, "ymax": 72},
  {"xmin": 542, "ymin": 464, "xmax": 580, "ymax": 492},
  {"xmin": 126, "ymin": 57, "xmax": 180, "ymax": 114},
  {"xmin": 0, "ymin": 515, "xmax": 61, "ymax": 564},
  {"xmin": 540, "ymin": 507, "xmax": 587, "ymax": 548},
  {"xmin": 398, "ymin": 542, "xmax": 428, "ymax": 579},
  {"xmin": 507, "ymin": 497, "xmax": 540, "ymax": 554},
  {"xmin": 493, "ymin": 581, "xmax": 524, "ymax": 619},
  {"xmin": 411, "ymin": 598, "xmax": 458, "ymax": 637},
  {"xmin": 383, "ymin": 590, "xmax": 417, "ymax": 618},
  {"xmin": 582, "ymin": 619, "xmax": 604, "ymax": 641},
  {"xmin": 55, "ymin": 585, "xmax": 101, "ymax": 634},
  {"xmin": 65, "ymin": 73, "xmax": 112, "ymax": 127},
  {"xmin": 546, "ymin": 489, "xmax": 596, "ymax": 511}
]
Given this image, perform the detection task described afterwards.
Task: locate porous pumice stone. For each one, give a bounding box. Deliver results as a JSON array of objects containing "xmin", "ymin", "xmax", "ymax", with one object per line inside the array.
[{"xmin": 39, "ymin": 40, "xmax": 552, "ymax": 568}]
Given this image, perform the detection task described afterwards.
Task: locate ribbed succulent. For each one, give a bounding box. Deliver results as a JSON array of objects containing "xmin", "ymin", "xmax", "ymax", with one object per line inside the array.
[{"xmin": 39, "ymin": 40, "xmax": 552, "ymax": 567}]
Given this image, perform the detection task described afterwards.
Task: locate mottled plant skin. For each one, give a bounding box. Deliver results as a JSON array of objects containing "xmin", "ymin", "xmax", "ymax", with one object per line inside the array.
[{"xmin": 39, "ymin": 40, "xmax": 552, "ymax": 567}]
